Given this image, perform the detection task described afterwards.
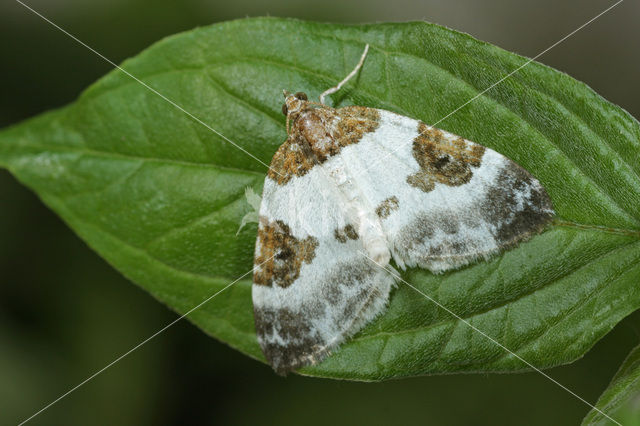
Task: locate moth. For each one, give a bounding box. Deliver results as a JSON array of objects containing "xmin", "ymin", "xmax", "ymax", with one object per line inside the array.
[{"xmin": 250, "ymin": 45, "xmax": 554, "ymax": 374}]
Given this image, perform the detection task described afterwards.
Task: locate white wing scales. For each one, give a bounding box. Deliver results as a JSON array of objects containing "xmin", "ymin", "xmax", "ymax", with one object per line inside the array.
[
  {"xmin": 339, "ymin": 109, "xmax": 554, "ymax": 273},
  {"xmin": 253, "ymin": 162, "xmax": 395, "ymax": 374},
  {"xmin": 252, "ymin": 100, "xmax": 554, "ymax": 374}
]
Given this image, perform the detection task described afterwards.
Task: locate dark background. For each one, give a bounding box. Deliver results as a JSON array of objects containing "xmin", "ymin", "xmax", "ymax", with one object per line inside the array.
[{"xmin": 1, "ymin": 1, "xmax": 639, "ymax": 425}]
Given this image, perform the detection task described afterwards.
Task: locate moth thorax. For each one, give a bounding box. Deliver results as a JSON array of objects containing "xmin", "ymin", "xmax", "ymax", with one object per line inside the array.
[{"xmin": 297, "ymin": 109, "xmax": 334, "ymax": 154}]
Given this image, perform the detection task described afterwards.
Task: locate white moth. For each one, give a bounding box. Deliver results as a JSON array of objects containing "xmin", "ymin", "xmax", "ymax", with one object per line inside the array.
[{"xmin": 250, "ymin": 46, "xmax": 554, "ymax": 374}]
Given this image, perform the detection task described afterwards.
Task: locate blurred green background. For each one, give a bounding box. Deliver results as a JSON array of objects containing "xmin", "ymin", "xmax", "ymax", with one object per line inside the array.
[{"xmin": 2, "ymin": 1, "xmax": 639, "ymax": 425}]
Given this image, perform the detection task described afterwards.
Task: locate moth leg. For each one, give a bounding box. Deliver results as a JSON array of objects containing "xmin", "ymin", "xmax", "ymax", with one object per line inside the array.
[{"xmin": 236, "ymin": 187, "xmax": 261, "ymax": 235}]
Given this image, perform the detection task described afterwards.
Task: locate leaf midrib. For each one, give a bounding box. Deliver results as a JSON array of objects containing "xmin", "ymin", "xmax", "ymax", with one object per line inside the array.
[
  {"xmin": 6, "ymin": 141, "xmax": 264, "ymax": 177},
  {"xmin": 43, "ymin": 188, "xmax": 254, "ymax": 290},
  {"xmin": 31, "ymin": 143, "xmax": 640, "ymax": 350},
  {"xmin": 16, "ymin": 141, "xmax": 640, "ymax": 238},
  {"xmin": 352, "ymin": 238, "xmax": 640, "ymax": 344}
]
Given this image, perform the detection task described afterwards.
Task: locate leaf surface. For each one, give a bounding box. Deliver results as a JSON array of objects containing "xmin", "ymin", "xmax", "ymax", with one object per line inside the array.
[{"xmin": 1, "ymin": 18, "xmax": 639, "ymax": 380}]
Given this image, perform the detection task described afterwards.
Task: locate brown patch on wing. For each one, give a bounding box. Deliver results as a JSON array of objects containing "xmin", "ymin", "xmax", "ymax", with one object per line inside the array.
[
  {"xmin": 407, "ymin": 122, "xmax": 486, "ymax": 193},
  {"xmin": 334, "ymin": 224, "xmax": 359, "ymax": 243},
  {"xmin": 333, "ymin": 106, "xmax": 381, "ymax": 148},
  {"xmin": 254, "ymin": 219, "xmax": 318, "ymax": 288},
  {"xmin": 394, "ymin": 159, "xmax": 554, "ymax": 273},
  {"xmin": 254, "ymin": 306, "xmax": 325, "ymax": 375},
  {"xmin": 479, "ymin": 161, "xmax": 554, "ymax": 247},
  {"xmin": 267, "ymin": 137, "xmax": 317, "ymax": 185},
  {"xmin": 268, "ymin": 105, "xmax": 380, "ymax": 185},
  {"xmin": 375, "ymin": 196, "xmax": 399, "ymax": 219},
  {"xmin": 254, "ymin": 260, "xmax": 392, "ymax": 375}
]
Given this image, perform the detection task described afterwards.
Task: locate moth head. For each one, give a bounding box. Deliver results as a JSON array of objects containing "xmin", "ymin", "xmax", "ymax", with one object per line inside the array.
[{"xmin": 282, "ymin": 90, "xmax": 308, "ymax": 117}]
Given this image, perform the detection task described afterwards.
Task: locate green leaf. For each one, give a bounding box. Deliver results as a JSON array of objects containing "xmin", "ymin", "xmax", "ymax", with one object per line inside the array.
[
  {"xmin": 1, "ymin": 18, "xmax": 639, "ymax": 380},
  {"xmin": 583, "ymin": 343, "xmax": 640, "ymax": 425}
]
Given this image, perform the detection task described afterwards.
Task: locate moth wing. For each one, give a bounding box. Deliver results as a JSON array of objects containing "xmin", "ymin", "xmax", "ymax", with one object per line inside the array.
[
  {"xmin": 339, "ymin": 109, "xmax": 554, "ymax": 273},
  {"xmin": 252, "ymin": 139, "xmax": 395, "ymax": 374}
]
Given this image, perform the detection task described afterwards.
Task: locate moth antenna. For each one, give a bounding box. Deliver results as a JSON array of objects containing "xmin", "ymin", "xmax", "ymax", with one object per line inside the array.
[
  {"xmin": 319, "ymin": 44, "xmax": 369, "ymax": 105},
  {"xmin": 306, "ymin": 101, "xmax": 332, "ymax": 109}
]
